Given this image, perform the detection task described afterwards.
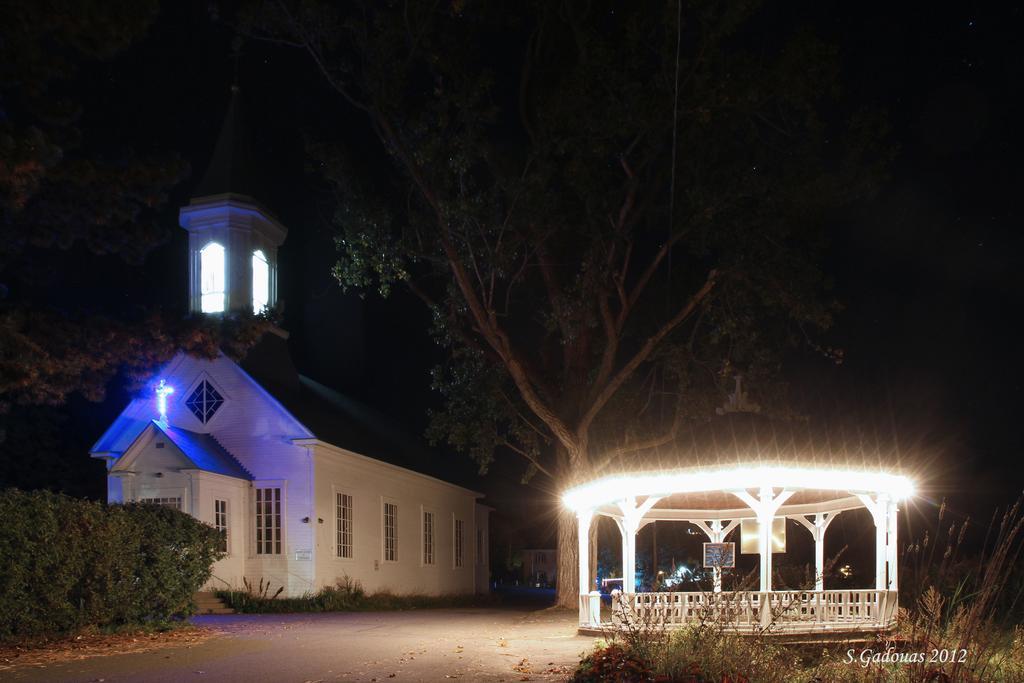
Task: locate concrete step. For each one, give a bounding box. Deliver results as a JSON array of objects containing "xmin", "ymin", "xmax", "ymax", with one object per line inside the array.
[
  {"xmin": 196, "ymin": 607, "xmax": 235, "ymax": 615},
  {"xmin": 193, "ymin": 591, "xmax": 235, "ymax": 614}
]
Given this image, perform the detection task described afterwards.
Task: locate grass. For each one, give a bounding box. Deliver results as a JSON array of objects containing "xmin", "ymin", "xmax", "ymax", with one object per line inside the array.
[
  {"xmin": 215, "ymin": 575, "xmax": 497, "ymax": 614},
  {"xmin": 572, "ymin": 497, "xmax": 1024, "ymax": 682}
]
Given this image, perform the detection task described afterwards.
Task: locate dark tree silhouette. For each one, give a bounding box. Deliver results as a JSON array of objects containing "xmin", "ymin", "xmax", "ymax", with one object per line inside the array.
[
  {"xmin": 243, "ymin": 0, "xmax": 888, "ymax": 606},
  {"xmin": 0, "ymin": 1, "xmax": 272, "ymax": 416}
]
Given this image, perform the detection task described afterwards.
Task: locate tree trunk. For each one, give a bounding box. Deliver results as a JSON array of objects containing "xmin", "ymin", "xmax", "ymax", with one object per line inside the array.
[{"xmin": 555, "ymin": 506, "xmax": 579, "ymax": 608}]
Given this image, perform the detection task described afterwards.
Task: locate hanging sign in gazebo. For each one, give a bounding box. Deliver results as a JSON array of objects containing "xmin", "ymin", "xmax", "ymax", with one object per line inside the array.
[
  {"xmin": 703, "ymin": 542, "xmax": 736, "ymax": 568},
  {"xmin": 740, "ymin": 518, "xmax": 786, "ymax": 553}
]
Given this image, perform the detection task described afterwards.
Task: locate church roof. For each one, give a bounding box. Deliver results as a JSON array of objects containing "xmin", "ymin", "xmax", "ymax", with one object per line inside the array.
[
  {"xmin": 102, "ymin": 420, "xmax": 252, "ymax": 480},
  {"xmin": 153, "ymin": 421, "xmax": 252, "ymax": 480},
  {"xmin": 241, "ymin": 334, "xmax": 480, "ymax": 491},
  {"xmin": 194, "ymin": 85, "xmax": 260, "ymax": 199},
  {"xmin": 91, "ymin": 415, "xmax": 151, "ymax": 456}
]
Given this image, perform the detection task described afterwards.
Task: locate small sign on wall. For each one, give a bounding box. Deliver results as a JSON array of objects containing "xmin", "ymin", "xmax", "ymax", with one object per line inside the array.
[
  {"xmin": 703, "ymin": 542, "xmax": 736, "ymax": 568},
  {"xmin": 294, "ymin": 549, "xmax": 312, "ymax": 561}
]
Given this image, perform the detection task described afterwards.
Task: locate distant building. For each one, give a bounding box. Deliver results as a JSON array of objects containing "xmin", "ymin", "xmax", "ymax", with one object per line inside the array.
[
  {"xmin": 89, "ymin": 89, "xmax": 490, "ymax": 598},
  {"xmin": 521, "ymin": 548, "xmax": 557, "ymax": 587}
]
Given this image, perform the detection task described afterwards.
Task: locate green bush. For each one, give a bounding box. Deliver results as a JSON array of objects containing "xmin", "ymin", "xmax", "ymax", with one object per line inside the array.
[
  {"xmin": 572, "ymin": 643, "xmax": 658, "ymax": 682},
  {"xmin": 0, "ymin": 488, "xmax": 221, "ymax": 639}
]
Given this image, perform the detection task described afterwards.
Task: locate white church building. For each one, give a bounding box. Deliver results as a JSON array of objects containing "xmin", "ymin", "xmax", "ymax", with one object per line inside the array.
[{"xmin": 89, "ymin": 89, "xmax": 490, "ymax": 598}]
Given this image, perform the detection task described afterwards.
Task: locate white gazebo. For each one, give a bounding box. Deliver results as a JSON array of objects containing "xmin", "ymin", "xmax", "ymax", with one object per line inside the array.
[{"xmin": 563, "ymin": 465, "xmax": 914, "ymax": 635}]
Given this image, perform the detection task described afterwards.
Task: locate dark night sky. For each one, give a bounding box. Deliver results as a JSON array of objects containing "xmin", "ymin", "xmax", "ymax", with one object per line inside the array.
[{"xmin": 31, "ymin": 2, "xmax": 1024, "ymax": 545}]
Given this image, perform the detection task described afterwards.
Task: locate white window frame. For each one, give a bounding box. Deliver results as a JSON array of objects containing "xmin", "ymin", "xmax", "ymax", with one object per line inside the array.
[
  {"xmin": 183, "ymin": 373, "xmax": 228, "ymax": 428},
  {"xmin": 214, "ymin": 498, "xmax": 230, "ymax": 555},
  {"xmin": 138, "ymin": 496, "xmax": 182, "ymax": 510},
  {"xmin": 252, "ymin": 249, "xmax": 270, "ymax": 313},
  {"xmin": 382, "ymin": 498, "xmax": 399, "ymax": 563},
  {"xmin": 200, "ymin": 242, "xmax": 226, "ymax": 313},
  {"xmin": 254, "ymin": 484, "xmax": 285, "ymax": 556},
  {"xmin": 335, "ymin": 489, "xmax": 354, "ymax": 560},
  {"xmin": 453, "ymin": 516, "xmax": 465, "ymax": 569},
  {"xmin": 421, "ymin": 507, "xmax": 435, "ymax": 567}
]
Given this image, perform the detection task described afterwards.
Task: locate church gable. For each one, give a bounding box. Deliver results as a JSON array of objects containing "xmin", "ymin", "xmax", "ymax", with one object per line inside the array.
[
  {"xmin": 110, "ymin": 420, "xmax": 251, "ymax": 480},
  {"xmin": 92, "ymin": 351, "xmax": 313, "ymax": 474},
  {"xmin": 110, "ymin": 422, "xmax": 194, "ymax": 475}
]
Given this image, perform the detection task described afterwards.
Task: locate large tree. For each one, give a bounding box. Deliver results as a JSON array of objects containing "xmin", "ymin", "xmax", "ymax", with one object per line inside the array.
[{"xmin": 244, "ymin": 0, "xmax": 886, "ymax": 606}]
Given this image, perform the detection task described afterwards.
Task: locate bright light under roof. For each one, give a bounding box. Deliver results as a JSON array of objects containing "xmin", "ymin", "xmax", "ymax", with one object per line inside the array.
[{"xmin": 561, "ymin": 465, "xmax": 915, "ymax": 512}]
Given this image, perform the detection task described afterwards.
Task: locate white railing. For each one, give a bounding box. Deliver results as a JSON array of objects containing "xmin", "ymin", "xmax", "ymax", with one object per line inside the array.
[{"xmin": 600, "ymin": 590, "xmax": 898, "ymax": 633}]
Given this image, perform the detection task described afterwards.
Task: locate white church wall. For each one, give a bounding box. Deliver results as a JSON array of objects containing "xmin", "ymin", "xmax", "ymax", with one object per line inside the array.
[
  {"xmin": 109, "ymin": 353, "xmax": 318, "ymax": 596},
  {"xmin": 116, "ymin": 427, "xmax": 194, "ymax": 509},
  {"xmin": 310, "ymin": 442, "xmax": 481, "ymax": 596},
  {"xmin": 242, "ymin": 469, "xmax": 317, "ymax": 597},
  {"xmin": 191, "ymin": 471, "xmax": 249, "ymax": 592}
]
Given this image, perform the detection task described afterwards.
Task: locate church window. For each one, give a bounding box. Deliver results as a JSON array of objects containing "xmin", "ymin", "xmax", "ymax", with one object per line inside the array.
[
  {"xmin": 255, "ymin": 487, "xmax": 282, "ymax": 555},
  {"xmin": 139, "ymin": 496, "xmax": 181, "ymax": 510},
  {"xmin": 422, "ymin": 510, "xmax": 434, "ymax": 566},
  {"xmin": 453, "ymin": 517, "xmax": 465, "ymax": 568},
  {"xmin": 337, "ymin": 492, "xmax": 353, "ymax": 559},
  {"xmin": 200, "ymin": 242, "xmax": 226, "ymax": 313},
  {"xmin": 252, "ymin": 249, "xmax": 270, "ymax": 313},
  {"xmin": 185, "ymin": 380, "xmax": 224, "ymax": 424},
  {"xmin": 383, "ymin": 501, "xmax": 398, "ymax": 562},
  {"xmin": 215, "ymin": 499, "xmax": 229, "ymax": 553}
]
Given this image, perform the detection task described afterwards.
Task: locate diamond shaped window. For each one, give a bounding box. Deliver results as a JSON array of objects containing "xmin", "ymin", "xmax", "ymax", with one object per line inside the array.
[{"xmin": 185, "ymin": 380, "xmax": 224, "ymax": 423}]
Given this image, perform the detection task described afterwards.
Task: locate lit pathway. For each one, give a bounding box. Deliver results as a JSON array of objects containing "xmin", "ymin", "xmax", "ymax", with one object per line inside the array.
[{"xmin": 6, "ymin": 607, "xmax": 595, "ymax": 682}]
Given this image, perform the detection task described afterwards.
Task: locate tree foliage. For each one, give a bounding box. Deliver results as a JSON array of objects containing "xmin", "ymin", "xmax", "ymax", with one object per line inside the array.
[
  {"xmin": 246, "ymin": 0, "xmax": 885, "ymax": 474},
  {"xmin": 242, "ymin": 0, "xmax": 888, "ymax": 602},
  {"xmin": 0, "ymin": 1, "xmax": 272, "ymax": 414}
]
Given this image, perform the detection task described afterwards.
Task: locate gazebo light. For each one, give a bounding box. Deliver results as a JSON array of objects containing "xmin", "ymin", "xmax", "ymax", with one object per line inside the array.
[
  {"xmin": 569, "ymin": 463, "xmax": 914, "ymax": 634},
  {"xmin": 562, "ymin": 465, "xmax": 915, "ymax": 512}
]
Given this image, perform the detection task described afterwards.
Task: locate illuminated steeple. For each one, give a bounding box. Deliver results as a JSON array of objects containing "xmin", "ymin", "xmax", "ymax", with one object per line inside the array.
[{"xmin": 179, "ymin": 86, "xmax": 286, "ymax": 315}]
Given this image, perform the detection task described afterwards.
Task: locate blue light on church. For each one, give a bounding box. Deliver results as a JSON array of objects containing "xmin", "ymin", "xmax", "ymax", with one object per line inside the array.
[{"xmin": 156, "ymin": 379, "xmax": 174, "ymax": 420}]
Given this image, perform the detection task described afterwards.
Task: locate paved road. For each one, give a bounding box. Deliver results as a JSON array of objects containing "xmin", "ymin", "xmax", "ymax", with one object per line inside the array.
[{"xmin": 6, "ymin": 608, "xmax": 597, "ymax": 682}]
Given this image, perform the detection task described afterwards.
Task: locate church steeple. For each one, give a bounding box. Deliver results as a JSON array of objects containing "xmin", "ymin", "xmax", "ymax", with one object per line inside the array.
[
  {"xmin": 179, "ymin": 86, "xmax": 286, "ymax": 316},
  {"xmin": 194, "ymin": 85, "xmax": 257, "ymax": 199}
]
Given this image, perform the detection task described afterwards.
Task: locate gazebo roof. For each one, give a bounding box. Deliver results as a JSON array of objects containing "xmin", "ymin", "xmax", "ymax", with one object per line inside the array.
[{"xmin": 562, "ymin": 464, "xmax": 914, "ymax": 514}]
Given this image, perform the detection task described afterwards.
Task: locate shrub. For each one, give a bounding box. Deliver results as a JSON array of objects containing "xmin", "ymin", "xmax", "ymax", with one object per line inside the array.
[
  {"xmin": 572, "ymin": 643, "xmax": 657, "ymax": 683},
  {"xmin": 216, "ymin": 576, "xmax": 492, "ymax": 613},
  {"xmin": 0, "ymin": 489, "xmax": 221, "ymax": 640}
]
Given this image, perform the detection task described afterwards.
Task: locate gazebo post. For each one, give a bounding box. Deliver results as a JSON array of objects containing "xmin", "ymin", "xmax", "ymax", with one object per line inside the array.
[
  {"xmin": 886, "ymin": 498, "xmax": 898, "ymax": 589},
  {"xmin": 737, "ymin": 486, "xmax": 792, "ymax": 592},
  {"xmin": 614, "ymin": 516, "xmax": 639, "ymax": 594},
  {"xmin": 814, "ymin": 514, "xmax": 826, "ymax": 590},
  {"xmin": 710, "ymin": 520, "xmax": 724, "ymax": 593},
  {"xmin": 857, "ymin": 492, "xmax": 895, "ymax": 591},
  {"xmin": 577, "ymin": 509, "xmax": 595, "ymax": 626},
  {"xmin": 757, "ymin": 488, "xmax": 773, "ymax": 593},
  {"xmin": 795, "ymin": 512, "xmax": 839, "ymax": 591},
  {"xmin": 624, "ymin": 518, "xmax": 637, "ymax": 593},
  {"xmin": 614, "ymin": 497, "xmax": 662, "ymax": 594}
]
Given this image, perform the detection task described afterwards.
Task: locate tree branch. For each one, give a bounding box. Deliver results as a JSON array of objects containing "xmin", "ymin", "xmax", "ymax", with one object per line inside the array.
[
  {"xmin": 499, "ymin": 438, "xmax": 554, "ymax": 479},
  {"xmin": 578, "ymin": 269, "xmax": 718, "ymax": 438},
  {"xmin": 592, "ymin": 403, "xmax": 686, "ymax": 473}
]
